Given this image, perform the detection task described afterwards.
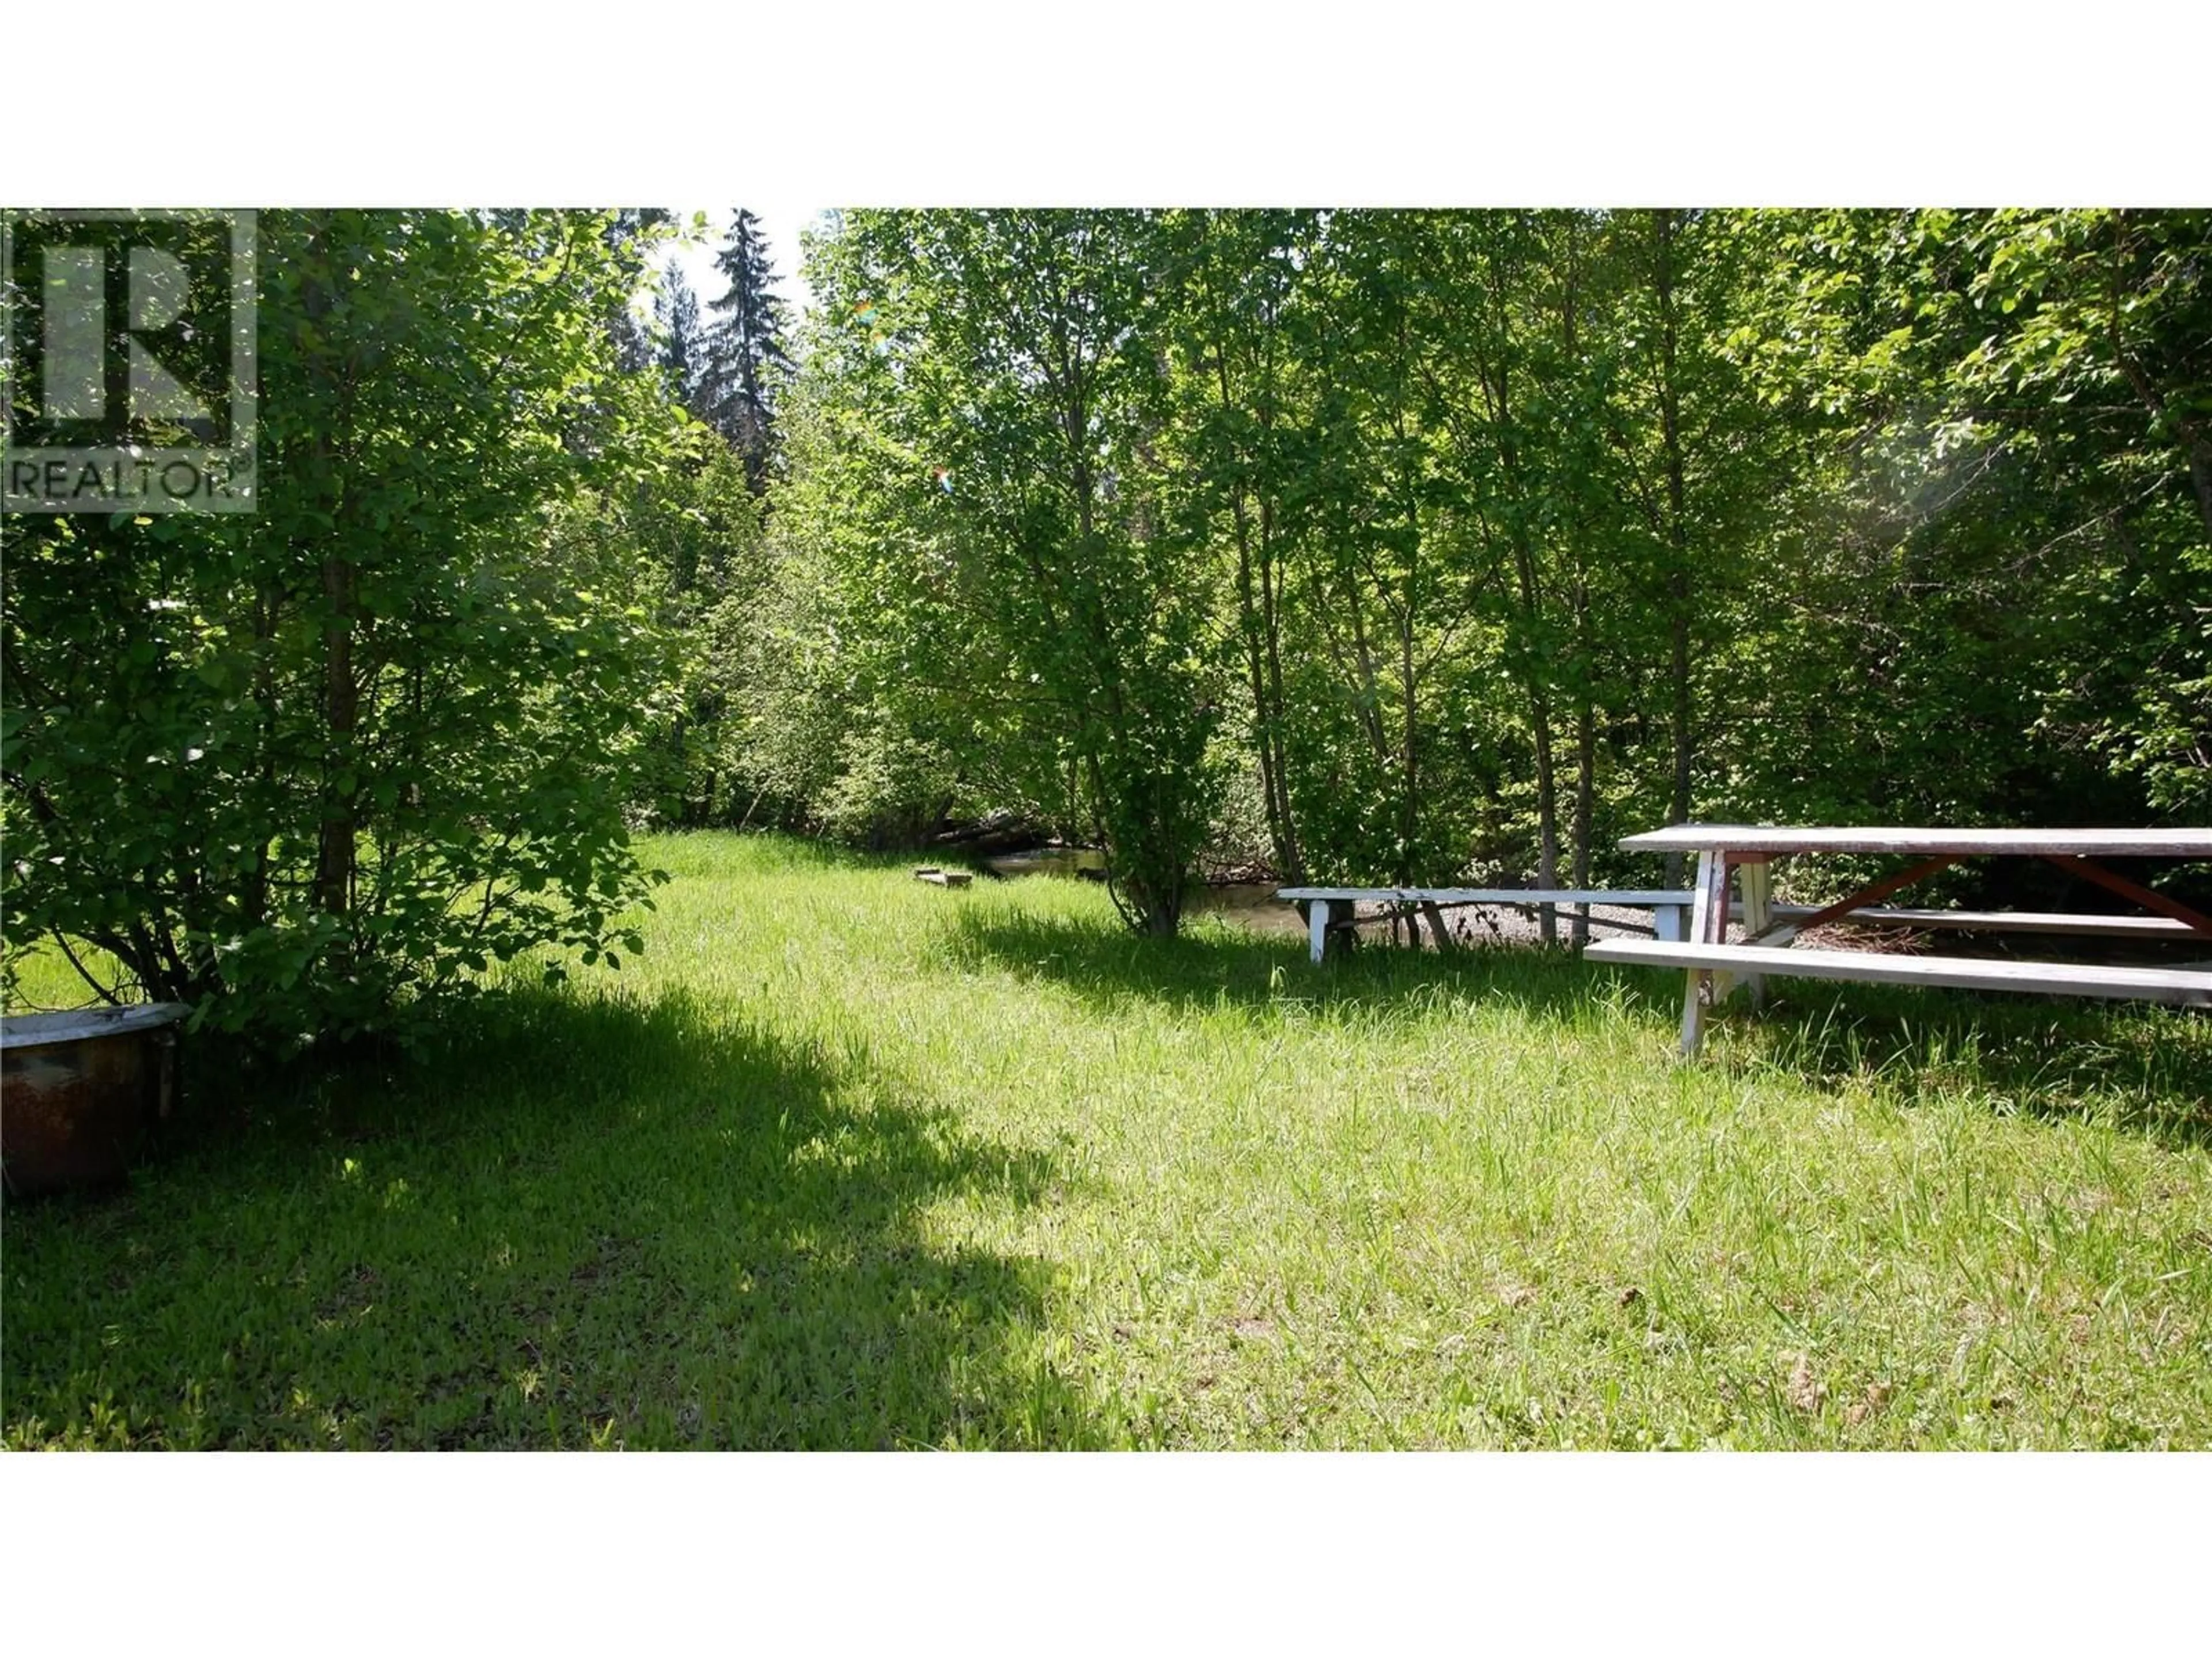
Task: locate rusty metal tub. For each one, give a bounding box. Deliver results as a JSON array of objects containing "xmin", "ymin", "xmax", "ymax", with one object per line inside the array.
[{"xmin": 2, "ymin": 1003, "xmax": 190, "ymax": 1196}]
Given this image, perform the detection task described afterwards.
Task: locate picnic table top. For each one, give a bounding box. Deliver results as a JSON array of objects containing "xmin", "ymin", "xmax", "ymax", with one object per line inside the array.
[{"xmin": 1618, "ymin": 824, "xmax": 2212, "ymax": 858}]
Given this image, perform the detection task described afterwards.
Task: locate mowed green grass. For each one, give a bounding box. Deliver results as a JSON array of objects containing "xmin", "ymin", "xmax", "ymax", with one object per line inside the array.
[{"xmin": 6, "ymin": 832, "xmax": 2211, "ymax": 1449}]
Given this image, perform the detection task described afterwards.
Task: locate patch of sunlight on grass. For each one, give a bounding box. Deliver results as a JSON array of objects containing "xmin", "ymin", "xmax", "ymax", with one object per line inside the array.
[{"xmin": 6, "ymin": 830, "xmax": 2210, "ymax": 1449}]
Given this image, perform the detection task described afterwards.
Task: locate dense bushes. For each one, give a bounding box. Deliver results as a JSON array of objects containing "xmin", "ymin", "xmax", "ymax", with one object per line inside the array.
[
  {"xmin": 698, "ymin": 210, "xmax": 2210, "ymax": 930},
  {"xmin": 9, "ymin": 209, "xmax": 2204, "ymax": 1012},
  {"xmin": 3, "ymin": 211, "xmax": 683, "ymax": 1043}
]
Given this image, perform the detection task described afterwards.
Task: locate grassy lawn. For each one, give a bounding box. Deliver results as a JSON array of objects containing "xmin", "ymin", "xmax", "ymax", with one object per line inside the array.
[{"xmin": 6, "ymin": 831, "xmax": 2210, "ymax": 1449}]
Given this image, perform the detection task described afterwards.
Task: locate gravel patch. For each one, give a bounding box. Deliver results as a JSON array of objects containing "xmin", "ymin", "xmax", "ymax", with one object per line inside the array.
[
  {"xmin": 1428, "ymin": 901, "xmax": 1667, "ymax": 946},
  {"xmin": 1190, "ymin": 884, "xmax": 1675, "ymax": 948}
]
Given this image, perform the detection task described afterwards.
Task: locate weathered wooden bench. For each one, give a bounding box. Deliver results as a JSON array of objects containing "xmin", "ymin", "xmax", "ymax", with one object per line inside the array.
[
  {"xmin": 1592, "ymin": 824, "xmax": 2212, "ymax": 1054},
  {"xmin": 1276, "ymin": 887, "xmax": 1694, "ymax": 964},
  {"xmin": 1583, "ymin": 938, "xmax": 2212, "ymax": 1007}
]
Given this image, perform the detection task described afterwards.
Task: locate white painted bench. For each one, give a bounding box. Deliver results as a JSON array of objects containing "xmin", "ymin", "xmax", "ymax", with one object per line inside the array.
[
  {"xmin": 1582, "ymin": 938, "xmax": 2212, "ymax": 1007},
  {"xmin": 1276, "ymin": 887, "xmax": 1694, "ymax": 964},
  {"xmin": 1601, "ymin": 823, "xmax": 2212, "ymax": 1055}
]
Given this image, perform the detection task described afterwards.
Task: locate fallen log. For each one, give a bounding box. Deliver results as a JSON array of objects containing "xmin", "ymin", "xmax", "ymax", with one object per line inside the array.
[{"xmin": 933, "ymin": 810, "xmax": 1043, "ymax": 857}]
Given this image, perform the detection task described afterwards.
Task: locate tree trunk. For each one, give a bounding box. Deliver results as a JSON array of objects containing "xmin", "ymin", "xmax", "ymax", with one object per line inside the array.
[
  {"xmin": 243, "ymin": 582, "xmax": 279, "ymax": 934},
  {"xmin": 1391, "ymin": 323, "xmax": 1423, "ymax": 892},
  {"xmin": 1560, "ymin": 221, "xmax": 1596, "ymax": 949},
  {"xmin": 1257, "ymin": 499, "xmax": 1302, "ymax": 880},
  {"xmin": 1230, "ymin": 480, "xmax": 1300, "ymax": 881},
  {"xmin": 1571, "ymin": 687, "xmax": 1596, "ymax": 949},
  {"xmin": 1399, "ymin": 575, "xmax": 1420, "ymax": 890},
  {"xmin": 1215, "ymin": 332, "xmax": 1305, "ymax": 884},
  {"xmin": 1653, "ymin": 209, "xmax": 1695, "ymax": 887},
  {"xmin": 1529, "ymin": 693, "xmax": 1561, "ymax": 942},
  {"xmin": 1340, "ymin": 574, "xmax": 1392, "ymax": 763},
  {"xmin": 304, "ymin": 224, "xmax": 359, "ymax": 929}
]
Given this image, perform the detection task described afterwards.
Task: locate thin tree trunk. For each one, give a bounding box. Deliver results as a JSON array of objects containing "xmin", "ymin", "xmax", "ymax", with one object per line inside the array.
[
  {"xmin": 1209, "ymin": 308, "xmax": 1305, "ymax": 882},
  {"xmin": 1226, "ymin": 435, "xmax": 1299, "ymax": 880},
  {"xmin": 243, "ymin": 583, "xmax": 278, "ymax": 933},
  {"xmin": 1340, "ymin": 574, "xmax": 1392, "ymax": 763},
  {"xmin": 1503, "ymin": 504, "xmax": 1562, "ymax": 940},
  {"xmin": 1529, "ymin": 687, "xmax": 1562, "ymax": 942},
  {"xmin": 1256, "ymin": 499, "xmax": 1302, "ymax": 880},
  {"xmin": 1653, "ymin": 209, "xmax": 1695, "ymax": 886},
  {"xmin": 1484, "ymin": 262, "xmax": 1561, "ymax": 942},
  {"xmin": 1510, "ymin": 521, "xmax": 1562, "ymax": 941},
  {"xmin": 1560, "ymin": 220, "xmax": 1596, "ymax": 948},
  {"xmin": 1389, "ymin": 320, "xmax": 1423, "ymax": 892},
  {"xmin": 1572, "ymin": 685, "xmax": 1596, "ymax": 949},
  {"xmin": 1397, "ymin": 523, "xmax": 1421, "ymax": 889},
  {"xmin": 304, "ymin": 224, "xmax": 358, "ymax": 929}
]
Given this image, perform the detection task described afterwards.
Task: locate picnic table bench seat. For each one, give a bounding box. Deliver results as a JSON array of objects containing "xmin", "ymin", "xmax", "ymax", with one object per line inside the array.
[
  {"xmin": 1732, "ymin": 903, "xmax": 2199, "ymax": 940},
  {"xmin": 1584, "ymin": 937, "xmax": 2212, "ymax": 1007},
  {"xmin": 1597, "ymin": 822, "xmax": 2212, "ymax": 1055}
]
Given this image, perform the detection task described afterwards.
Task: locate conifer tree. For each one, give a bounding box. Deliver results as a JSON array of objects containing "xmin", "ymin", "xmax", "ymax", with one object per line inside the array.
[
  {"xmin": 656, "ymin": 268, "xmax": 708, "ymax": 415},
  {"xmin": 602, "ymin": 208, "xmax": 671, "ymax": 376},
  {"xmin": 698, "ymin": 209, "xmax": 793, "ymax": 492}
]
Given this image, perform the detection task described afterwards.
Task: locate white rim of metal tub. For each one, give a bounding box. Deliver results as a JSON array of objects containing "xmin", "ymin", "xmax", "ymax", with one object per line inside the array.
[{"xmin": 1, "ymin": 1004, "xmax": 193, "ymax": 1050}]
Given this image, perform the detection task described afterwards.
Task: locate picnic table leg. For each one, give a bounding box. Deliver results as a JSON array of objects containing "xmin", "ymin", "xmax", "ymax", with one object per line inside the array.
[
  {"xmin": 1679, "ymin": 850, "xmax": 1729, "ymax": 1056},
  {"xmin": 1308, "ymin": 900, "xmax": 1329, "ymax": 965},
  {"xmin": 1737, "ymin": 856, "xmax": 1773, "ymax": 1009}
]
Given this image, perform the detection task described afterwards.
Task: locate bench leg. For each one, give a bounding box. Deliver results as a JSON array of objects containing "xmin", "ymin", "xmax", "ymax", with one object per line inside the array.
[
  {"xmin": 1679, "ymin": 851, "xmax": 1732, "ymax": 1056},
  {"xmin": 1309, "ymin": 900, "xmax": 1328, "ymax": 965},
  {"xmin": 1737, "ymin": 859, "xmax": 1772, "ymax": 1010}
]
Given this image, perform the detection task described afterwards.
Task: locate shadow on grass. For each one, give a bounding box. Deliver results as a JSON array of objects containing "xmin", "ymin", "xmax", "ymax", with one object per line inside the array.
[
  {"xmin": 1702, "ymin": 976, "xmax": 2212, "ymax": 1149},
  {"xmin": 2, "ymin": 984, "xmax": 1107, "ymax": 1449},
  {"xmin": 939, "ymin": 905, "xmax": 1669, "ymax": 1024},
  {"xmin": 945, "ymin": 905, "xmax": 2212, "ymax": 1147}
]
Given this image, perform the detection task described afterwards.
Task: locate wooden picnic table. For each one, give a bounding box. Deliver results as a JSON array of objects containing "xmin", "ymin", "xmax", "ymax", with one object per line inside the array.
[{"xmin": 1581, "ymin": 824, "xmax": 2212, "ymax": 1055}]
